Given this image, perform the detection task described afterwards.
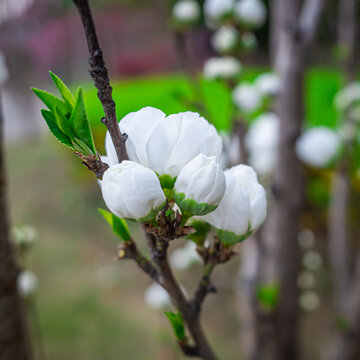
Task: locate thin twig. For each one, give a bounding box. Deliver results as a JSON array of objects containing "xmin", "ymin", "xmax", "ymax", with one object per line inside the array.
[{"xmin": 72, "ymin": 0, "xmax": 128, "ymax": 163}]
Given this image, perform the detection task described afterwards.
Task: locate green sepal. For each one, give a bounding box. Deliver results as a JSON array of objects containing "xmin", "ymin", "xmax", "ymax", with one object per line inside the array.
[
  {"xmin": 70, "ymin": 88, "xmax": 96, "ymax": 155},
  {"xmin": 49, "ymin": 71, "xmax": 75, "ymax": 107},
  {"xmin": 32, "ymin": 87, "xmax": 71, "ymax": 115},
  {"xmin": 256, "ymin": 283, "xmax": 280, "ymax": 310},
  {"xmin": 165, "ymin": 312, "xmax": 185, "ymax": 341},
  {"xmin": 216, "ymin": 226, "xmax": 253, "ymax": 246},
  {"xmin": 41, "ymin": 109, "xmax": 74, "ymax": 149},
  {"xmin": 186, "ymin": 220, "xmax": 211, "ymax": 246},
  {"xmin": 174, "ymin": 191, "xmax": 217, "ymax": 217},
  {"xmin": 98, "ymin": 208, "xmax": 131, "ymax": 242},
  {"xmin": 72, "ymin": 138, "xmax": 94, "ymax": 156},
  {"xmin": 157, "ymin": 174, "xmax": 176, "ymax": 201},
  {"xmin": 136, "ymin": 200, "xmax": 167, "ymax": 223}
]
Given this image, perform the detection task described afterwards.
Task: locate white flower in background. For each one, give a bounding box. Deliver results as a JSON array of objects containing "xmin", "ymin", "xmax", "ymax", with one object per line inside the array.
[
  {"xmin": 255, "ymin": 72, "xmax": 281, "ymax": 97},
  {"xmin": 144, "ymin": 283, "xmax": 171, "ymax": 309},
  {"xmin": 299, "ymin": 291, "xmax": 320, "ymax": 312},
  {"xmin": 297, "ymin": 228, "xmax": 315, "ymax": 249},
  {"xmin": 297, "ymin": 271, "xmax": 315, "ymax": 290},
  {"xmin": 0, "ymin": 51, "xmax": 9, "ymax": 87},
  {"xmin": 234, "ymin": 0, "xmax": 267, "ymax": 29},
  {"xmin": 170, "ymin": 241, "xmax": 202, "ymax": 270},
  {"xmin": 203, "ymin": 56, "xmax": 242, "ymax": 80},
  {"xmin": 105, "ymin": 107, "xmax": 223, "ymax": 177},
  {"xmin": 101, "ymin": 161, "xmax": 165, "ymax": 220},
  {"xmin": 233, "ymin": 83, "xmax": 262, "ymax": 113},
  {"xmin": 295, "ymin": 127, "xmax": 341, "ymax": 168},
  {"xmin": 211, "ymin": 25, "xmax": 238, "ymax": 54},
  {"xmin": 204, "ymin": 0, "xmax": 235, "ymax": 21},
  {"xmin": 220, "ymin": 132, "xmax": 241, "ymax": 169},
  {"xmin": 334, "ymin": 82, "xmax": 360, "ymax": 111},
  {"xmin": 246, "ymin": 112, "xmax": 279, "ymax": 176},
  {"xmin": 12, "ymin": 225, "xmax": 37, "ymax": 248},
  {"xmin": 203, "ymin": 164, "xmax": 267, "ymax": 236},
  {"xmin": 172, "ymin": 0, "xmax": 201, "ymax": 24},
  {"xmin": 174, "ymin": 154, "xmax": 226, "ymax": 215},
  {"xmin": 240, "ymin": 32, "xmax": 258, "ymax": 51},
  {"xmin": 17, "ymin": 270, "xmax": 38, "ymax": 297},
  {"xmin": 303, "ymin": 251, "xmax": 323, "ymax": 271},
  {"xmin": 0, "ymin": 0, "xmax": 33, "ymax": 25}
]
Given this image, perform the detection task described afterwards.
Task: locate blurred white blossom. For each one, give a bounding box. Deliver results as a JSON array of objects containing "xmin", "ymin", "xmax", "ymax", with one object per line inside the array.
[
  {"xmin": 101, "ymin": 161, "xmax": 165, "ymax": 220},
  {"xmin": 233, "ymin": 83, "xmax": 262, "ymax": 113},
  {"xmin": 246, "ymin": 112, "xmax": 279, "ymax": 176},
  {"xmin": 17, "ymin": 270, "xmax": 38, "ymax": 297},
  {"xmin": 0, "ymin": 51, "xmax": 9, "ymax": 87},
  {"xmin": 0, "ymin": 0, "xmax": 33, "ymax": 24},
  {"xmin": 170, "ymin": 241, "xmax": 202, "ymax": 270},
  {"xmin": 240, "ymin": 32, "xmax": 258, "ymax": 51},
  {"xmin": 255, "ymin": 72, "xmax": 281, "ymax": 97},
  {"xmin": 203, "ymin": 56, "xmax": 242, "ymax": 80},
  {"xmin": 297, "ymin": 271, "xmax": 315, "ymax": 290},
  {"xmin": 211, "ymin": 25, "xmax": 238, "ymax": 54},
  {"xmin": 297, "ymin": 229, "xmax": 315, "ymax": 250},
  {"xmin": 334, "ymin": 82, "xmax": 360, "ymax": 111},
  {"xmin": 144, "ymin": 283, "xmax": 171, "ymax": 309},
  {"xmin": 12, "ymin": 225, "xmax": 37, "ymax": 248},
  {"xmin": 303, "ymin": 251, "xmax": 323, "ymax": 271},
  {"xmin": 299, "ymin": 291, "xmax": 320, "ymax": 312},
  {"xmin": 234, "ymin": 0, "xmax": 267, "ymax": 29},
  {"xmin": 105, "ymin": 107, "xmax": 223, "ymax": 177},
  {"xmin": 220, "ymin": 132, "xmax": 241, "ymax": 169},
  {"xmin": 172, "ymin": 0, "xmax": 201, "ymax": 24},
  {"xmin": 203, "ymin": 164, "xmax": 267, "ymax": 235},
  {"xmin": 296, "ymin": 127, "xmax": 341, "ymax": 168},
  {"xmin": 204, "ymin": 0, "xmax": 234, "ymax": 22}
]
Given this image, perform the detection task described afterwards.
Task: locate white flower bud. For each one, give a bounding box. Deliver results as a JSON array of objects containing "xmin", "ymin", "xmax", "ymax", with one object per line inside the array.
[
  {"xmin": 232, "ymin": 83, "xmax": 262, "ymax": 113},
  {"xmin": 170, "ymin": 241, "xmax": 202, "ymax": 270},
  {"xmin": 0, "ymin": 51, "xmax": 9, "ymax": 87},
  {"xmin": 255, "ymin": 72, "xmax": 281, "ymax": 97},
  {"xmin": 17, "ymin": 270, "xmax": 38, "ymax": 297},
  {"xmin": 172, "ymin": 0, "xmax": 201, "ymax": 24},
  {"xmin": 203, "ymin": 56, "xmax": 242, "ymax": 80},
  {"xmin": 174, "ymin": 154, "xmax": 226, "ymax": 216},
  {"xmin": 246, "ymin": 112, "xmax": 279, "ymax": 176},
  {"xmin": 105, "ymin": 107, "xmax": 223, "ymax": 178},
  {"xmin": 334, "ymin": 82, "xmax": 360, "ymax": 111},
  {"xmin": 295, "ymin": 127, "xmax": 341, "ymax": 168},
  {"xmin": 240, "ymin": 32, "xmax": 258, "ymax": 51},
  {"xmin": 211, "ymin": 25, "xmax": 238, "ymax": 54},
  {"xmin": 203, "ymin": 164, "xmax": 267, "ymax": 239},
  {"xmin": 234, "ymin": 0, "xmax": 267, "ymax": 29},
  {"xmin": 144, "ymin": 283, "xmax": 171, "ymax": 309},
  {"xmin": 204, "ymin": 0, "xmax": 235, "ymax": 21},
  {"xmin": 101, "ymin": 161, "xmax": 166, "ymax": 221}
]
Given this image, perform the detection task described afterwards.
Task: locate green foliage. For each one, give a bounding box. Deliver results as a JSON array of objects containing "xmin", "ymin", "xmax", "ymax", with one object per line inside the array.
[
  {"xmin": 187, "ymin": 220, "xmax": 211, "ymax": 245},
  {"xmin": 98, "ymin": 208, "xmax": 131, "ymax": 242},
  {"xmin": 335, "ymin": 316, "xmax": 350, "ymax": 332},
  {"xmin": 165, "ymin": 312, "xmax": 185, "ymax": 341},
  {"xmin": 136, "ymin": 200, "xmax": 167, "ymax": 224},
  {"xmin": 216, "ymin": 228, "xmax": 252, "ymax": 246},
  {"xmin": 256, "ymin": 284, "xmax": 280, "ymax": 310},
  {"xmin": 174, "ymin": 191, "xmax": 217, "ymax": 217},
  {"xmin": 33, "ymin": 72, "xmax": 96, "ymax": 156}
]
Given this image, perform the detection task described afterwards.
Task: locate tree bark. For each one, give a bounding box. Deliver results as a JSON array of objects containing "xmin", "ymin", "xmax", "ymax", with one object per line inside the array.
[{"xmin": 0, "ymin": 94, "xmax": 33, "ymax": 359}]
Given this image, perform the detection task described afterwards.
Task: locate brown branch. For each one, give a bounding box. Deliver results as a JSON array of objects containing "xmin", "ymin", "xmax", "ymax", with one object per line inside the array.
[
  {"xmin": 74, "ymin": 152, "xmax": 109, "ymax": 179},
  {"xmin": 72, "ymin": 0, "xmax": 128, "ymax": 163}
]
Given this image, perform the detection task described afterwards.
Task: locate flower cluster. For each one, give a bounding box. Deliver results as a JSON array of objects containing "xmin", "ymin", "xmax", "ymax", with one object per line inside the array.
[{"xmin": 101, "ymin": 106, "xmax": 267, "ymax": 243}]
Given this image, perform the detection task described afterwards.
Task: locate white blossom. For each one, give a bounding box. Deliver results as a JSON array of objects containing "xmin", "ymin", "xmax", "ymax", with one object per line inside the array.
[
  {"xmin": 220, "ymin": 132, "xmax": 241, "ymax": 169},
  {"xmin": 299, "ymin": 291, "xmax": 320, "ymax": 312},
  {"xmin": 203, "ymin": 56, "xmax": 242, "ymax": 80},
  {"xmin": 303, "ymin": 251, "xmax": 323, "ymax": 271},
  {"xmin": 204, "ymin": 0, "xmax": 235, "ymax": 21},
  {"xmin": 12, "ymin": 225, "xmax": 37, "ymax": 248},
  {"xmin": 297, "ymin": 271, "xmax": 315, "ymax": 290},
  {"xmin": 105, "ymin": 107, "xmax": 223, "ymax": 177},
  {"xmin": 174, "ymin": 154, "xmax": 226, "ymax": 215},
  {"xmin": 211, "ymin": 25, "xmax": 238, "ymax": 54},
  {"xmin": 203, "ymin": 164, "xmax": 267, "ymax": 236},
  {"xmin": 240, "ymin": 32, "xmax": 258, "ymax": 51},
  {"xmin": 17, "ymin": 270, "xmax": 38, "ymax": 297},
  {"xmin": 296, "ymin": 127, "xmax": 341, "ymax": 168},
  {"xmin": 170, "ymin": 241, "xmax": 202, "ymax": 270},
  {"xmin": 0, "ymin": 51, "xmax": 9, "ymax": 87},
  {"xmin": 234, "ymin": 0, "xmax": 267, "ymax": 29},
  {"xmin": 255, "ymin": 72, "xmax": 281, "ymax": 97},
  {"xmin": 172, "ymin": 0, "xmax": 201, "ymax": 23},
  {"xmin": 101, "ymin": 161, "xmax": 166, "ymax": 220},
  {"xmin": 232, "ymin": 83, "xmax": 262, "ymax": 113},
  {"xmin": 144, "ymin": 283, "xmax": 171, "ymax": 309},
  {"xmin": 334, "ymin": 82, "xmax": 360, "ymax": 111},
  {"xmin": 0, "ymin": 0, "xmax": 33, "ymax": 25},
  {"xmin": 246, "ymin": 112, "xmax": 279, "ymax": 175}
]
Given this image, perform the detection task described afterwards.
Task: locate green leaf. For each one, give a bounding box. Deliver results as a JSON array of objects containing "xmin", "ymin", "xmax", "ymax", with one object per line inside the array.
[
  {"xmin": 216, "ymin": 228, "xmax": 252, "ymax": 246},
  {"xmin": 256, "ymin": 284, "xmax": 280, "ymax": 310},
  {"xmin": 136, "ymin": 200, "xmax": 166, "ymax": 223},
  {"xmin": 165, "ymin": 312, "xmax": 185, "ymax": 341},
  {"xmin": 187, "ymin": 221, "xmax": 211, "ymax": 245},
  {"xmin": 41, "ymin": 109, "xmax": 74, "ymax": 148},
  {"xmin": 72, "ymin": 138, "xmax": 94, "ymax": 156},
  {"xmin": 49, "ymin": 71, "xmax": 75, "ymax": 107},
  {"xmin": 98, "ymin": 208, "xmax": 131, "ymax": 242},
  {"xmin": 54, "ymin": 106, "xmax": 76, "ymax": 138},
  {"xmin": 335, "ymin": 316, "xmax": 350, "ymax": 332},
  {"xmin": 69, "ymin": 88, "xmax": 96, "ymax": 155},
  {"xmin": 32, "ymin": 88, "xmax": 71, "ymax": 114},
  {"xmin": 174, "ymin": 191, "xmax": 217, "ymax": 217}
]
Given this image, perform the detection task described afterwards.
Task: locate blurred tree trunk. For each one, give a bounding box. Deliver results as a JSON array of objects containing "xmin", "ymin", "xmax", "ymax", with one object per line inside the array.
[
  {"xmin": 0, "ymin": 94, "xmax": 33, "ymax": 360},
  {"xmin": 239, "ymin": 1, "xmax": 326, "ymax": 359}
]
